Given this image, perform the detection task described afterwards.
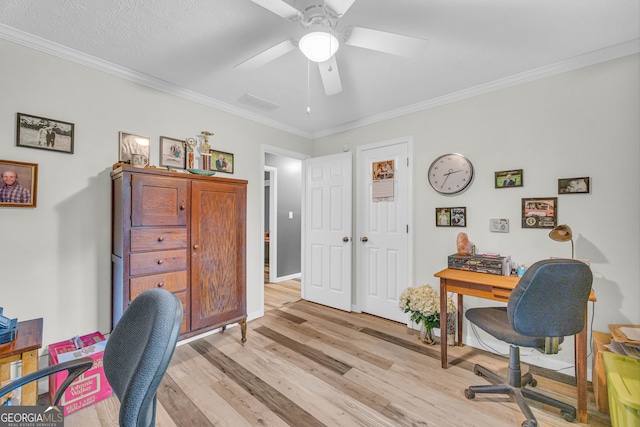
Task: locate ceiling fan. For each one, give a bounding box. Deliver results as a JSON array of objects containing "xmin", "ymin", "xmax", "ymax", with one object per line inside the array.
[{"xmin": 235, "ymin": 0, "xmax": 429, "ymax": 96}]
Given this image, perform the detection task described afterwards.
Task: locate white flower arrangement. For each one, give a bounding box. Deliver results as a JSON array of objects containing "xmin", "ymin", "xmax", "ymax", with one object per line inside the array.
[{"xmin": 399, "ymin": 284, "xmax": 455, "ymax": 330}]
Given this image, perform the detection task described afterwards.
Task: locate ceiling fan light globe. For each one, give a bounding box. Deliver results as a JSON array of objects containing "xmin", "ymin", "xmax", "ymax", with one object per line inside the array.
[{"xmin": 299, "ymin": 31, "xmax": 339, "ymax": 62}]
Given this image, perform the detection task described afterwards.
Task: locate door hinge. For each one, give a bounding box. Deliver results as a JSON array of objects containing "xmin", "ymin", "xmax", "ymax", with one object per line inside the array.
[
  {"xmin": 406, "ymin": 224, "xmax": 409, "ymax": 233},
  {"xmin": 406, "ymin": 157, "xmax": 409, "ymax": 167}
]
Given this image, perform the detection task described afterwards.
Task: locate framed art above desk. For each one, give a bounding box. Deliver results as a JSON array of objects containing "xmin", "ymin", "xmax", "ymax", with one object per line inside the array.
[{"xmin": 434, "ymin": 269, "xmax": 596, "ymax": 424}]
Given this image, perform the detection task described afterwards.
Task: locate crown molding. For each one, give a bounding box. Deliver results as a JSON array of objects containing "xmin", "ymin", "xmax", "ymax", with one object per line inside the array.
[
  {"xmin": 0, "ymin": 24, "xmax": 312, "ymax": 139},
  {"xmin": 2, "ymin": 24, "xmax": 637, "ymax": 141},
  {"xmin": 312, "ymin": 39, "xmax": 640, "ymax": 139}
]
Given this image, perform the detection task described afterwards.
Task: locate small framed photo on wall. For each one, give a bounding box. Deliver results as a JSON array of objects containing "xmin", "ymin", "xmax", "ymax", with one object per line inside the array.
[
  {"xmin": 522, "ymin": 197, "xmax": 557, "ymax": 229},
  {"xmin": 16, "ymin": 112, "xmax": 74, "ymax": 154},
  {"xmin": 558, "ymin": 177, "xmax": 590, "ymax": 194},
  {"xmin": 0, "ymin": 159, "xmax": 38, "ymax": 208},
  {"xmin": 495, "ymin": 169, "xmax": 523, "ymax": 188},
  {"xmin": 436, "ymin": 208, "xmax": 450, "ymax": 226}
]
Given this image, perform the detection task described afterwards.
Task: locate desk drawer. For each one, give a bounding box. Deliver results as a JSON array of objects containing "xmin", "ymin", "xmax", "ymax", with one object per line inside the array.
[
  {"xmin": 130, "ymin": 250, "xmax": 187, "ymax": 276},
  {"xmin": 130, "ymin": 271, "xmax": 187, "ymax": 299},
  {"xmin": 130, "ymin": 228, "xmax": 187, "ymax": 252}
]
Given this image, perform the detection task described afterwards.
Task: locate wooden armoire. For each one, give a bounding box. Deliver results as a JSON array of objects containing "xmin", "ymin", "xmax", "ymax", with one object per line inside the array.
[{"xmin": 111, "ymin": 165, "xmax": 247, "ymax": 342}]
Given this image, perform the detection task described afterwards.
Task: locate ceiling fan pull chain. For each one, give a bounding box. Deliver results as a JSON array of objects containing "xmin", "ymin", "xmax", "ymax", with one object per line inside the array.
[{"xmin": 306, "ymin": 59, "xmax": 311, "ymax": 115}]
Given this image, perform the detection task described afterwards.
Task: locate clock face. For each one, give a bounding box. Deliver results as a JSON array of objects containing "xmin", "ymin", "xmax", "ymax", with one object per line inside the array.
[{"xmin": 428, "ymin": 153, "xmax": 474, "ymax": 194}]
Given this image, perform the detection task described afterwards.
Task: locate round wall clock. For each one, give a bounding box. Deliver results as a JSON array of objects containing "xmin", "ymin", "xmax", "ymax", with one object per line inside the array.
[{"xmin": 428, "ymin": 153, "xmax": 474, "ymax": 194}]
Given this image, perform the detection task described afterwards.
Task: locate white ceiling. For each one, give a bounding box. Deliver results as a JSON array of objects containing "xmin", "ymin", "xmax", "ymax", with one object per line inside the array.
[{"xmin": 1, "ymin": 0, "xmax": 638, "ymax": 138}]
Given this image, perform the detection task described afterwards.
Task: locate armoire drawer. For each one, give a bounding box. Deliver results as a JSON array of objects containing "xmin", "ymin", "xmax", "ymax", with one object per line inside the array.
[
  {"xmin": 130, "ymin": 249, "xmax": 187, "ymax": 276},
  {"xmin": 129, "ymin": 270, "xmax": 187, "ymax": 299},
  {"xmin": 130, "ymin": 228, "xmax": 187, "ymax": 252}
]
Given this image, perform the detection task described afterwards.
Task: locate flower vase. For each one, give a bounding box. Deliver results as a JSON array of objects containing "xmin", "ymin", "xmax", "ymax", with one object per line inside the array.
[
  {"xmin": 419, "ymin": 323, "xmax": 436, "ymax": 345},
  {"xmin": 446, "ymin": 312, "xmax": 456, "ymax": 346}
]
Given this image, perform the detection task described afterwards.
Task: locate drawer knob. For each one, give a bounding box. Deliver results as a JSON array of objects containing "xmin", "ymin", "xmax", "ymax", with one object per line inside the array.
[
  {"xmin": 157, "ymin": 282, "xmax": 165, "ymax": 288},
  {"xmin": 157, "ymin": 259, "xmax": 164, "ymax": 265},
  {"xmin": 180, "ymin": 204, "xmax": 186, "ymax": 210},
  {"xmin": 193, "ymin": 244, "xmax": 199, "ymax": 250},
  {"xmin": 158, "ymin": 236, "xmax": 165, "ymax": 242}
]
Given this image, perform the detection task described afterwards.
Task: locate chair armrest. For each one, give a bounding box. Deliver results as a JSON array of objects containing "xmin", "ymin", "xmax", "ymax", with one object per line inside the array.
[{"xmin": 0, "ymin": 357, "xmax": 94, "ymax": 405}]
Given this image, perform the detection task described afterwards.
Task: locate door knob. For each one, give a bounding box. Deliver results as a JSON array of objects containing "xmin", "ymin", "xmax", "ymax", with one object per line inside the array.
[
  {"xmin": 343, "ymin": 237, "xmax": 349, "ymax": 242},
  {"xmin": 361, "ymin": 237, "xmax": 368, "ymax": 242}
]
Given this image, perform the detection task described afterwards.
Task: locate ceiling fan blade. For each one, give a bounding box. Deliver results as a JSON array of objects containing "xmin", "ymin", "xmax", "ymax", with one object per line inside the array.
[
  {"xmin": 345, "ymin": 26, "xmax": 428, "ymax": 57},
  {"xmin": 234, "ymin": 40, "xmax": 297, "ymax": 70},
  {"xmin": 324, "ymin": 0, "xmax": 357, "ymax": 17},
  {"xmin": 251, "ymin": 0, "xmax": 302, "ymax": 20},
  {"xmin": 318, "ymin": 56, "xmax": 342, "ymax": 96}
]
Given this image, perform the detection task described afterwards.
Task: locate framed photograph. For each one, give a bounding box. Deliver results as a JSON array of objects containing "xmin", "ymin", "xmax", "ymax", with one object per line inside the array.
[
  {"xmin": 211, "ymin": 149, "xmax": 234, "ymax": 174},
  {"xmin": 0, "ymin": 159, "xmax": 38, "ymax": 208},
  {"xmin": 521, "ymin": 197, "xmax": 557, "ymax": 229},
  {"xmin": 160, "ymin": 136, "xmax": 186, "ymax": 169},
  {"xmin": 16, "ymin": 112, "xmax": 74, "ymax": 154},
  {"xmin": 436, "ymin": 208, "xmax": 450, "ymax": 227},
  {"xmin": 450, "ymin": 207, "xmax": 467, "ymax": 227},
  {"xmin": 495, "ymin": 169, "xmax": 523, "ymax": 188},
  {"xmin": 119, "ymin": 132, "xmax": 150, "ymax": 163},
  {"xmin": 558, "ymin": 177, "xmax": 590, "ymax": 194},
  {"xmin": 436, "ymin": 207, "xmax": 466, "ymax": 227}
]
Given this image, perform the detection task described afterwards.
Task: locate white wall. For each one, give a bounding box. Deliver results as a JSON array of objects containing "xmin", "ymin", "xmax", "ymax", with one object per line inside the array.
[
  {"xmin": 313, "ymin": 54, "xmax": 640, "ymax": 372},
  {"xmin": 0, "ymin": 38, "xmax": 312, "ymax": 349}
]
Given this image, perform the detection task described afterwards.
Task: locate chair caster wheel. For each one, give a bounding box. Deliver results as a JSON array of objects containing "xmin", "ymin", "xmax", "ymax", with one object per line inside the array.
[
  {"xmin": 521, "ymin": 420, "xmax": 537, "ymax": 427},
  {"xmin": 473, "ymin": 367, "xmax": 482, "ymax": 376},
  {"xmin": 529, "ymin": 378, "xmax": 537, "ymax": 387},
  {"xmin": 561, "ymin": 411, "xmax": 575, "ymax": 422},
  {"xmin": 464, "ymin": 389, "xmax": 475, "ymax": 399}
]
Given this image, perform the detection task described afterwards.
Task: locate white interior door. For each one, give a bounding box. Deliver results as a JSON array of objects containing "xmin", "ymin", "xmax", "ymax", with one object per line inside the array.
[
  {"xmin": 357, "ymin": 139, "xmax": 411, "ymax": 323},
  {"xmin": 303, "ymin": 152, "xmax": 352, "ymax": 311}
]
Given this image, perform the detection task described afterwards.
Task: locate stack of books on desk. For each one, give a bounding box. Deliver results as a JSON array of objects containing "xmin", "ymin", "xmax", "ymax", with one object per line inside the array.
[{"xmin": 0, "ymin": 308, "xmax": 18, "ymax": 345}]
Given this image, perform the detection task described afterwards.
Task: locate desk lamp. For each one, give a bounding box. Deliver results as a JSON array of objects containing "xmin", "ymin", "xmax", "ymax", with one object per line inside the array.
[{"xmin": 549, "ymin": 224, "xmax": 574, "ymax": 258}]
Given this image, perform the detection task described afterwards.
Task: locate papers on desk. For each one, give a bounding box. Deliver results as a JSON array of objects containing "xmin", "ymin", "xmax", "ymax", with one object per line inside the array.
[
  {"xmin": 619, "ymin": 326, "xmax": 640, "ymax": 342},
  {"xmin": 606, "ymin": 340, "xmax": 640, "ymax": 359},
  {"xmin": 606, "ymin": 324, "xmax": 640, "ymax": 360}
]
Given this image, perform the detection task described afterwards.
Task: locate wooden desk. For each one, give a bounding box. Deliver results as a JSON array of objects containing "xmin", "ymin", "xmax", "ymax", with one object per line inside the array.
[
  {"xmin": 0, "ymin": 318, "xmax": 43, "ymax": 405},
  {"xmin": 434, "ymin": 269, "xmax": 596, "ymax": 424}
]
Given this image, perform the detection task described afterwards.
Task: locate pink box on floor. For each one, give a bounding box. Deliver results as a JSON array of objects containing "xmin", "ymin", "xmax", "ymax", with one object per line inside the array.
[{"xmin": 48, "ymin": 332, "xmax": 112, "ymax": 416}]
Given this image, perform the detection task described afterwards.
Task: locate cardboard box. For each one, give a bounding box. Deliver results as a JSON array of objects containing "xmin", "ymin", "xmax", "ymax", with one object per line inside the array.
[
  {"xmin": 592, "ymin": 330, "xmax": 611, "ymax": 415},
  {"xmin": 48, "ymin": 332, "xmax": 112, "ymax": 416}
]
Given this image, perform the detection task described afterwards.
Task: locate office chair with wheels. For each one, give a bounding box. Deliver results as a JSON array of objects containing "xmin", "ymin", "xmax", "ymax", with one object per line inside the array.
[
  {"xmin": 0, "ymin": 288, "xmax": 182, "ymax": 427},
  {"xmin": 104, "ymin": 288, "xmax": 183, "ymax": 427},
  {"xmin": 463, "ymin": 259, "xmax": 592, "ymax": 427}
]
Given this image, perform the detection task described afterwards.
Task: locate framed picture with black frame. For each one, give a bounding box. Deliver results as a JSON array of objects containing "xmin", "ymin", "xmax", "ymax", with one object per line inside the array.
[
  {"xmin": 558, "ymin": 177, "xmax": 590, "ymax": 194},
  {"xmin": 16, "ymin": 112, "xmax": 74, "ymax": 154},
  {"xmin": 211, "ymin": 149, "xmax": 234, "ymax": 174},
  {"xmin": 521, "ymin": 197, "xmax": 557, "ymax": 229},
  {"xmin": 495, "ymin": 169, "xmax": 523, "ymax": 188}
]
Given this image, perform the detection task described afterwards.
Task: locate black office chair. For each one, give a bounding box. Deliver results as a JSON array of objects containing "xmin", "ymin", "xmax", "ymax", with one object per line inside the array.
[
  {"xmin": 463, "ymin": 259, "xmax": 593, "ymax": 427},
  {"xmin": 0, "ymin": 288, "xmax": 183, "ymax": 427}
]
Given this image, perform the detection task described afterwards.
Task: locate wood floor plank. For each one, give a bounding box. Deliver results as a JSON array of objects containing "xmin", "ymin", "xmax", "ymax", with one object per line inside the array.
[
  {"xmin": 189, "ymin": 337, "xmax": 325, "ymax": 427},
  {"xmin": 63, "ymin": 280, "xmax": 610, "ymax": 427}
]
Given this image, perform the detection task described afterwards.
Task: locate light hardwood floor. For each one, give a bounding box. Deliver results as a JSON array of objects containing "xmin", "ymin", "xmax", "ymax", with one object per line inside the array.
[{"xmin": 66, "ymin": 280, "xmax": 611, "ymax": 426}]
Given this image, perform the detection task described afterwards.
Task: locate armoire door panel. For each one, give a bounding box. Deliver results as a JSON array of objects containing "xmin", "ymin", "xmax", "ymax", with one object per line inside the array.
[
  {"xmin": 131, "ymin": 174, "xmax": 188, "ymax": 227},
  {"xmin": 190, "ymin": 180, "xmax": 246, "ymax": 331}
]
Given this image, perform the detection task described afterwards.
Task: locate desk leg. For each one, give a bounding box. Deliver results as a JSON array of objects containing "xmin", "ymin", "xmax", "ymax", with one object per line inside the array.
[
  {"xmin": 21, "ymin": 349, "xmax": 38, "ymax": 405},
  {"xmin": 457, "ymin": 294, "xmax": 463, "ymax": 347},
  {"xmin": 440, "ymin": 279, "xmax": 447, "ymax": 369},
  {"xmin": 575, "ymin": 314, "xmax": 588, "ymax": 423}
]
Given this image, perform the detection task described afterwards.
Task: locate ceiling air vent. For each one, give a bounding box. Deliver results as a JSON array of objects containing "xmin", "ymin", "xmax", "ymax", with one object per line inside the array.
[{"xmin": 238, "ymin": 93, "xmax": 280, "ymax": 111}]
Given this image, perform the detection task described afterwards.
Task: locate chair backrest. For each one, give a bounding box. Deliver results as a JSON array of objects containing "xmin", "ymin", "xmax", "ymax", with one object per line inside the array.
[
  {"xmin": 104, "ymin": 288, "xmax": 183, "ymax": 427},
  {"xmin": 508, "ymin": 259, "xmax": 592, "ymax": 338}
]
